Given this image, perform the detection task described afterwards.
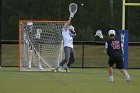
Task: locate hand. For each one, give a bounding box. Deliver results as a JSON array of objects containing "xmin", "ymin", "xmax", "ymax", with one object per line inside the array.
[
  {"xmin": 104, "ymin": 49, "xmax": 107, "ymax": 54},
  {"xmin": 69, "ymin": 13, "xmax": 74, "ymax": 19}
]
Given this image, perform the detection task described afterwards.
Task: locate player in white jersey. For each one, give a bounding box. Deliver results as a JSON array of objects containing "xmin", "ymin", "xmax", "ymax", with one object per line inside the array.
[{"xmin": 58, "ymin": 18, "xmax": 76, "ymax": 72}]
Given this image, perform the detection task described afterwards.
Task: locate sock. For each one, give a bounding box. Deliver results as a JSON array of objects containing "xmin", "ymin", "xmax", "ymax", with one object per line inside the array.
[
  {"xmin": 125, "ymin": 73, "xmax": 130, "ymax": 80},
  {"xmin": 109, "ymin": 76, "xmax": 114, "ymax": 81},
  {"xmin": 39, "ymin": 62, "xmax": 41, "ymax": 67},
  {"xmin": 28, "ymin": 61, "xmax": 31, "ymax": 68}
]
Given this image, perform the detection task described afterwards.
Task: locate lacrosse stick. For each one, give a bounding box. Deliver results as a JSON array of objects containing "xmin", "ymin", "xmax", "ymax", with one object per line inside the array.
[
  {"xmin": 69, "ymin": 3, "xmax": 78, "ymax": 19},
  {"xmin": 95, "ymin": 30, "xmax": 104, "ymax": 39}
]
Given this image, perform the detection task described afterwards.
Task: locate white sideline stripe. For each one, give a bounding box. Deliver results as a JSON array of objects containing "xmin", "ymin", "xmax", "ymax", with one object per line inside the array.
[
  {"xmin": 8, "ymin": 78, "xmax": 51, "ymax": 81},
  {"xmin": 8, "ymin": 78, "xmax": 20, "ymax": 79}
]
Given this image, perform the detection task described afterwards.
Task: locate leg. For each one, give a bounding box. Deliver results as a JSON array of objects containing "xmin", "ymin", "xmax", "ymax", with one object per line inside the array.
[
  {"xmin": 37, "ymin": 43, "xmax": 43, "ymax": 70},
  {"xmin": 58, "ymin": 47, "xmax": 70, "ymax": 72},
  {"xmin": 116, "ymin": 55, "xmax": 131, "ymax": 81},
  {"xmin": 26, "ymin": 42, "xmax": 32, "ymax": 69},
  {"xmin": 28, "ymin": 49, "xmax": 32, "ymax": 69},
  {"xmin": 108, "ymin": 66, "xmax": 113, "ymax": 76},
  {"xmin": 108, "ymin": 66, "xmax": 114, "ymax": 82},
  {"xmin": 120, "ymin": 69, "xmax": 131, "ymax": 81},
  {"xmin": 38, "ymin": 56, "xmax": 43, "ymax": 70},
  {"xmin": 59, "ymin": 47, "xmax": 70, "ymax": 66},
  {"xmin": 108, "ymin": 56, "xmax": 115, "ymax": 82},
  {"xmin": 67, "ymin": 48, "xmax": 75, "ymax": 67}
]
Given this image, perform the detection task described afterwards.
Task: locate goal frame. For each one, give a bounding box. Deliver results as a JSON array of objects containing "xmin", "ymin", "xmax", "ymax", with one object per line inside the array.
[{"xmin": 18, "ymin": 20, "xmax": 66, "ymax": 71}]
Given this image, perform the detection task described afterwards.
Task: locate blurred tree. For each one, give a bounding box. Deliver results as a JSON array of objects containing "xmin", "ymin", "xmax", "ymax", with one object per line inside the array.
[{"xmin": 0, "ymin": 0, "xmax": 140, "ymax": 41}]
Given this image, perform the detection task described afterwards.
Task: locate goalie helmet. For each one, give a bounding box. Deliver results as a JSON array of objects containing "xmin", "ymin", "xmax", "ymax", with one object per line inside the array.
[
  {"xmin": 27, "ymin": 22, "xmax": 33, "ymax": 26},
  {"xmin": 108, "ymin": 30, "xmax": 116, "ymax": 37},
  {"xmin": 27, "ymin": 22, "xmax": 33, "ymax": 31}
]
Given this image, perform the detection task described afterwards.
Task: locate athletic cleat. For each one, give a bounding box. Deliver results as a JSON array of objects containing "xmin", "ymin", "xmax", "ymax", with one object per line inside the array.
[
  {"xmin": 52, "ymin": 69, "xmax": 57, "ymax": 72},
  {"xmin": 58, "ymin": 66, "xmax": 66, "ymax": 72},
  {"xmin": 63, "ymin": 64, "xmax": 70, "ymax": 72},
  {"xmin": 109, "ymin": 78, "xmax": 114, "ymax": 82},
  {"xmin": 39, "ymin": 65, "xmax": 44, "ymax": 71},
  {"xmin": 28, "ymin": 67, "xmax": 31, "ymax": 69},
  {"xmin": 39, "ymin": 67, "xmax": 44, "ymax": 71},
  {"xmin": 109, "ymin": 79, "xmax": 114, "ymax": 82},
  {"xmin": 65, "ymin": 68, "xmax": 70, "ymax": 72},
  {"xmin": 125, "ymin": 76, "xmax": 131, "ymax": 83}
]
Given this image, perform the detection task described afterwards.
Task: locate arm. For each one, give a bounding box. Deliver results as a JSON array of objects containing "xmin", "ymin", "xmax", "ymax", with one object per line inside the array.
[
  {"xmin": 63, "ymin": 19, "xmax": 72, "ymax": 30},
  {"xmin": 63, "ymin": 13, "xmax": 74, "ymax": 30},
  {"xmin": 104, "ymin": 48, "xmax": 107, "ymax": 54}
]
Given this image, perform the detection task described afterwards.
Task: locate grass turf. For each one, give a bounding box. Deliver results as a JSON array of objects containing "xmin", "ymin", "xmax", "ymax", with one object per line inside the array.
[{"xmin": 0, "ymin": 67, "xmax": 140, "ymax": 93}]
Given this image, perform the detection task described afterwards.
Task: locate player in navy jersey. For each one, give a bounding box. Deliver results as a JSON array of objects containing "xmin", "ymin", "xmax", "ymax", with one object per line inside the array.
[
  {"xmin": 104, "ymin": 30, "xmax": 130, "ymax": 82},
  {"xmin": 25, "ymin": 22, "xmax": 43, "ymax": 70}
]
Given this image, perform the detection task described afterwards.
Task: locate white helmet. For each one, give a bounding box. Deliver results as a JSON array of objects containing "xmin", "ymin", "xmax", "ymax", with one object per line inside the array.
[
  {"xmin": 27, "ymin": 22, "xmax": 33, "ymax": 26},
  {"xmin": 69, "ymin": 25, "xmax": 74, "ymax": 31},
  {"xmin": 108, "ymin": 30, "xmax": 116, "ymax": 36}
]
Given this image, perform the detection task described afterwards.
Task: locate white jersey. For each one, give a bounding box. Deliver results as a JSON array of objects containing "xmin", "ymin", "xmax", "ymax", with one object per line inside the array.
[{"xmin": 62, "ymin": 28, "xmax": 74, "ymax": 48}]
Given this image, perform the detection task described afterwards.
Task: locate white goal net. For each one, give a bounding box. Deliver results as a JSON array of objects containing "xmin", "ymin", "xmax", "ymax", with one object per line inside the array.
[{"xmin": 19, "ymin": 20, "xmax": 66, "ymax": 71}]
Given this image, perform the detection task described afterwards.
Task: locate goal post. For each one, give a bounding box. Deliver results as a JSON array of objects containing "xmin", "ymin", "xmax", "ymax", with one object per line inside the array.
[
  {"xmin": 18, "ymin": 20, "xmax": 66, "ymax": 71},
  {"xmin": 121, "ymin": 0, "xmax": 140, "ymax": 69},
  {"xmin": 118, "ymin": 30, "xmax": 128, "ymax": 69},
  {"xmin": 122, "ymin": 0, "xmax": 140, "ymax": 30}
]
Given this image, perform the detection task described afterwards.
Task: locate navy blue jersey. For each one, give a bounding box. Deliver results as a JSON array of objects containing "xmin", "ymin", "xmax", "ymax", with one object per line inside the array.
[
  {"xmin": 26, "ymin": 27, "xmax": 40, "ymax": 51},
  {"xmin": 26, "ymin": 27, "xmax": 36, "ymax": 42},
  {"xmin": 106, "ymin": 37, "xmax": 122, "ymax": 56}
]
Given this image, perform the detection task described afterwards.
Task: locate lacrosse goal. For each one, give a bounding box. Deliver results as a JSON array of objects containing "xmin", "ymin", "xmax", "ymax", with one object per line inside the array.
[{"xmin": 18, "ymin": 20, "xmax": 66, "ymax": 71}]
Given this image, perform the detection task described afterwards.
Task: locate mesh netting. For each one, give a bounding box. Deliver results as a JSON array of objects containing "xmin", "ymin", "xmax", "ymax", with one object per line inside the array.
[{"xmin": 19, "ymin": 20, "xmax": 65, "ymax": 71}]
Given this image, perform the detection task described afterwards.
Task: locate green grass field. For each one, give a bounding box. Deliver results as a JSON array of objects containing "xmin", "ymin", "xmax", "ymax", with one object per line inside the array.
[{"xmin": 0, "ymin": 67, "xmax": 140, "ymax": 93}]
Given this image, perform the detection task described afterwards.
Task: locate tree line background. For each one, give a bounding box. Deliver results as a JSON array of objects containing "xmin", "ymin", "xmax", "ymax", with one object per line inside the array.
[{"xmin": 1, "ymin": 0, "xmax": 140, "ymax": 41}]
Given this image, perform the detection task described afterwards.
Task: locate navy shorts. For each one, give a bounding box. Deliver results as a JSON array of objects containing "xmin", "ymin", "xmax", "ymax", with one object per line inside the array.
[{"xmin": 108, "ymin": 54, "xmax": 124, "ymax": 69}]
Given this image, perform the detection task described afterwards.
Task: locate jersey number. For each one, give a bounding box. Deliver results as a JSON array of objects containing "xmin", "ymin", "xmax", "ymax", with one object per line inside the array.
[{"xmin": 111, "ymin": 41, "xmax": 120, "ymax": 49}]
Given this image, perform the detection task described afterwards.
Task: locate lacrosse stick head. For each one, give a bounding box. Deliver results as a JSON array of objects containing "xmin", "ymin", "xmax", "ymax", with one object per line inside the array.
[
  {"xmin": 95, "ymin": 30, "xmax": 103, "ymax": 39},
  {"xmin": 69, "ymin": 3, "xmax": 78, "ymax": 15},
  {"xmin": 69, "ymin": 3, "xmax": 78, "ymax": 19}
]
